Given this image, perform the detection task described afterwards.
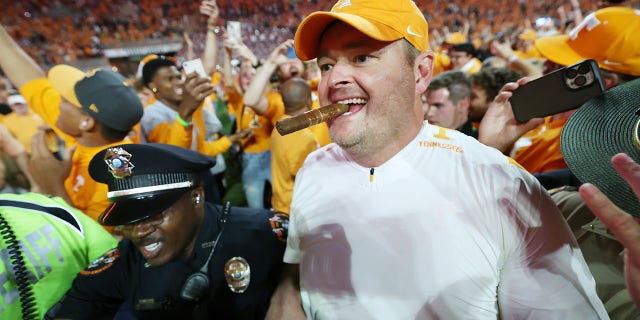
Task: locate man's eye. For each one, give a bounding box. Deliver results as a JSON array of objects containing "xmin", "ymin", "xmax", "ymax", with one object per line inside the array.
[
  {"xmin": 319, "ymin": 64, "xmax": 332, "ymax": 72},
  {"xmin": 355, "ymin": 55, "xmax": 369, "ymax": 63}
]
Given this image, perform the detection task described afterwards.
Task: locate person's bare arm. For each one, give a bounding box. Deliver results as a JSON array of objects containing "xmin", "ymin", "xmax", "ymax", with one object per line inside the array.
[
  {"xmin": 0, "ymin": 24, "xmax": 45, "ymax": 88},
  {"xmin": 265, "ymin": 263, "xmax": 306, "ymax": 320},
  {"xmin": 200, "ymin": 0, "xmax": 220, "ymax": 75},
  {"xmin": 183, "ymin": 31, "xmax": 195, "ymax": 61},
  {"xmin": 579, "ymin": 153, "xmax": 640, "ymax": 307},
  {"xmin": 489, "ymin": 40, "xmax": 543, "ymax": 79},
  {"xmin": 242, "ymin": 39, "xmax": 292, "ymax": 114},
  {"xmin": 13, "ymin": 151, "xmax": 40, "ymax": 192}
]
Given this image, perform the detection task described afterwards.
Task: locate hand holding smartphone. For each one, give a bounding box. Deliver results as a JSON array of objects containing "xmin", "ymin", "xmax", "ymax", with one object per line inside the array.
[
  {"xmin": 182, "ymin": 58, "xmax": 207, "ymax": 78},
  {"xmin": 510, "ymin": 59, "xmax": 605, "ymax": 123},
  {"xmin": 227, "ymin": 21, "xmax": 241, "ymax": 45}
]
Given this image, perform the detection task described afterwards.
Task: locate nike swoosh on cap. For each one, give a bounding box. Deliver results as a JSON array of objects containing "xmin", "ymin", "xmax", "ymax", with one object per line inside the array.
[{"xmin": 406, "ymin": 25, "xmax": 423, "ymax": 38}]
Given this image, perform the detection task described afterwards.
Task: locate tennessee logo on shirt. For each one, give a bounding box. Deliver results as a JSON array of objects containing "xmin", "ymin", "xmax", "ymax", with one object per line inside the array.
[{"xmin": 80, "ymin": 248, "xmax": 119, "ymax": 276}]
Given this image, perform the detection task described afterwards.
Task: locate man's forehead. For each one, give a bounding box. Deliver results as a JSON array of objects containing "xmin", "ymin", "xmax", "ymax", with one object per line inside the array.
[{"xmin": 317, "ymin": 23, "xmax": 396, "ymax": 58}]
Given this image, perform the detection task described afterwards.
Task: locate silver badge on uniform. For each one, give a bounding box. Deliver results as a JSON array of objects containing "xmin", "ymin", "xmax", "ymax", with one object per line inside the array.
[
  {"xmin": 104, "ymin": 147, "xmax": 134, "ymax": 178},
  {"xmin": 224, "ymin": 257, "xmax": 250, "ymax": 293}
]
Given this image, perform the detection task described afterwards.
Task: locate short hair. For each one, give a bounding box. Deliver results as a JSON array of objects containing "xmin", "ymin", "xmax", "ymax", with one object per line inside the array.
[
  {"xmin": 451, "ymin": 43, "xmax": 476, "ymax": 57},
  {"xmin": 427, "ymin": 70, "xmax": 472, "ymax": 105},
  {"xmin": 402, "ymin": 39, "xmax": 421, "ymax": 66},
  {"xmin": 141, "ymin": 58, "xmax": 177, "ymax": 87},
  {"xmin": 470, "ymin": 67, "xmax": 523, "ymax": 103}
]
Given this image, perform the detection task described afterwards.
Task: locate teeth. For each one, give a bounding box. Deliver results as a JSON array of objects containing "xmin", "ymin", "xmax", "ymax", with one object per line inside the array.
[
  {"xmin": 337, "ymin": 98, "xmax": 367, "ymax": 105},
  {"xmin": 175, "ymin": 88, "xmax": 183, "ymax": 95},
  {"xmin": 144, "ymin": 242, "xmax": 160, "ymax": 251}
]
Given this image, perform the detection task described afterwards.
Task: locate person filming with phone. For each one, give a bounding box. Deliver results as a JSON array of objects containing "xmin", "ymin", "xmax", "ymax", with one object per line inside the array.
[{"xmin": 479, "ymin": 6, "xmax": 640, "ymax": 189}]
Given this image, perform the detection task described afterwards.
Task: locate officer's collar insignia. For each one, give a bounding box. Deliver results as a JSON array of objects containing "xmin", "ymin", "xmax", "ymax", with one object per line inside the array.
[
  {"xmin": 224, "ymin": 257, "xmax": 250, "ymax": 293},
  {"xmin": 104, "ymin": 147, "xmax": 134, "ymax": 178}
]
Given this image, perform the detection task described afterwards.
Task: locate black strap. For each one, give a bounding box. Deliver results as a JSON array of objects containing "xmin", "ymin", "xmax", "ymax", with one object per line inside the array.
[
  {"xmin": 0, "ymin": 210, "xmax": 38, "ymax": 319},
  {"xmin": 0, "ymin": 199, "xmax": 81, "ymax": 233}
]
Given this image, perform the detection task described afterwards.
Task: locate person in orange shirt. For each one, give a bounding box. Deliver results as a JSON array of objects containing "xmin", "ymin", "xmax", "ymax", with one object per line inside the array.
[
  {"xmin": 0, "ymin": 24, "xmax": 143, "ymax": 234},
  {"xmin": 479, "ymin": 7, "xmax": 640, "ymax": 187},
  {"xmin": 270, "ymin": 78, "xmax": 319, "ymax": 213},
  {"xmin": 449, "ymin": 42, "xmax": 483, "ymax": 75},
  {"xmin": 3, "ymin": 94, "xmax": 50, "ymax": 154}
]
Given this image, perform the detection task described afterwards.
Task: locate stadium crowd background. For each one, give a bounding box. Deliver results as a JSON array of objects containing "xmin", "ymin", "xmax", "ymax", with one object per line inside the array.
[{"xmin": 0, "ymin": 0, "xmax": 632, "ymax": 79}]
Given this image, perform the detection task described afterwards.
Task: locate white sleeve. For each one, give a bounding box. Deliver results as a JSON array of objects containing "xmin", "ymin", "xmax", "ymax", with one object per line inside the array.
[{"xmin": 497, "ymin": 170, "xmax": 609, "ymax": 319}]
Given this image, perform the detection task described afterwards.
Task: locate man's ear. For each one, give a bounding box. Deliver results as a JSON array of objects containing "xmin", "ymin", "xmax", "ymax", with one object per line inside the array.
[
  {"xmin": 79, "ymin": 117, "xmax": 95, "ymax": 131},
  {"xmin": 191, "ymin": 187, "xmax": 204, "ymax": 206},
  {"xmin": 415, "ymin": 51, "xmax": 435, "ymax": 96}
]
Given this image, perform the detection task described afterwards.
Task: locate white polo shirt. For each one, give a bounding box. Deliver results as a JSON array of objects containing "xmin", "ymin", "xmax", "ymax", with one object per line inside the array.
[{"xmin": 285, "ymin": 122, "xmax": 607, "ymax": 320}]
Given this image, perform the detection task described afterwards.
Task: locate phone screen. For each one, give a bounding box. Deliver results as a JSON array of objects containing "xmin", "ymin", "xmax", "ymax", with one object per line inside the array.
[
  {"xmin": 182, "ymin": 58, "xmax": 207, "ymax": 77},
  {"xmin": 287, "ymin": 47, "xmax": 296, "ymax": 59}
]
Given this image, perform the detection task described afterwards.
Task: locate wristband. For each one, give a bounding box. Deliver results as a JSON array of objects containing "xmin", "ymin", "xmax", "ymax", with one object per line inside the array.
[{"xmin": 176, "ymin": 114, "xmax": 192, "ymax": 127}]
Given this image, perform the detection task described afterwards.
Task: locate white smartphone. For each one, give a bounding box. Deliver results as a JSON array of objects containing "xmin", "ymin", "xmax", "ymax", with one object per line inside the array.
[
  {"xmin": 227, "ymin": 21, "xmax": 241, "ymax": 44},
  {"xmin": 182, "ymin": 58, "xmax": 207, "ymax": 77}
]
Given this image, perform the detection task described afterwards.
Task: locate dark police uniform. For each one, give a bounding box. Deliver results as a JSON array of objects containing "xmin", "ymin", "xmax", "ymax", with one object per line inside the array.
[
  {"xmin": 54, "ymin": 204, "xmax": 286, "ymax": 319},
  {"xmin": 49, "ymin": 143, "xmax": 288, "ymax": 320}
]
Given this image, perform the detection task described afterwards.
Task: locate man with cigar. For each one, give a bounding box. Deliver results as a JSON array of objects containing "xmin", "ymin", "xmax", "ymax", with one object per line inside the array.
[
  {"xmin": 50, "ymin": 143, "xmax": 287, "ymax": 319},
  {"xmin": 266, "ymin": 0, "xmax": 606, "ymax": 318}
]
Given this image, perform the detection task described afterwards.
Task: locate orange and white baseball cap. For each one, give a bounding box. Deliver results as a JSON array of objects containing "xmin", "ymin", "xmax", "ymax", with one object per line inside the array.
[
  {"xmin": 534, "ymin": 7, "xmax": 640, "ymax": 76},
  {"xmin": 294, "ymin": 0, "xmax": 429, "ymax": 61}
]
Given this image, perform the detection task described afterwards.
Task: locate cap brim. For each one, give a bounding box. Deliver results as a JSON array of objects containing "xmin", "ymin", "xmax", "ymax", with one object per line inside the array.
[
  {"xmin": 534, "ymin": 35, "xmax": 587, "ymax": 67},
  {"xmin": 48, "ymin": 65, "xmax": 85, "ymax": 108},
  {"xmin": 561, "ymin": 78, "xmax": 640, "ymax": 217},
  {"xmin": 294, "ymin": 12, "xmax": 403, "ymax": 61},
  {"xmin": 98, "ymin": 188, "xmax": 189, "ymax": 226}
]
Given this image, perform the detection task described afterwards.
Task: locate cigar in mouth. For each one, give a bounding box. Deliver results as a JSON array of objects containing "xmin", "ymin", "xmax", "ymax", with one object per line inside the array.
[{"xmin": 275, "ymin": 103, "xmax": 349, "ymax": 136}]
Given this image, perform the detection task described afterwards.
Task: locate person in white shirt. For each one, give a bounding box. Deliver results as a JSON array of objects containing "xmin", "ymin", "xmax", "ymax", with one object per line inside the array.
[{"xmin": 265, "ymin": 0, "xmax": 608, "ymax": 319}]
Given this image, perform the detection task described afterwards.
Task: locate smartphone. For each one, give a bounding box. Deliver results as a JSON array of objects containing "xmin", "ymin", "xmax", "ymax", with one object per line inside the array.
[
  {"xmin": 287, "ymin": 46, "xmax": 297, "ymax": 59},
  {"xmin": 182, "ymin": 58, "xmax": 207, "ymax": 77},
  {"xmin": 510, "ymin": 59, "xmax": 605, "ymax": 123},
  {"xmin": 227, "ymin": 21, "xmax": 241, "ymax": 44}
]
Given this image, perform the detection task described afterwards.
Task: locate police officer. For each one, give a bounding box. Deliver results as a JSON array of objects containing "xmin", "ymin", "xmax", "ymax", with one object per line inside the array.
[
  {"xmin": 50, "ymin": 143, "xmax": 287, "ymax": 319},
  {"xmin": 0, "ymin": 192, "xmax": 117, "ymax": 320}
]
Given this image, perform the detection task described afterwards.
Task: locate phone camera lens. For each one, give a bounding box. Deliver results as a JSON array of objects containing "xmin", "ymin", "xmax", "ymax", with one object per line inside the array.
[
  {"xmin": 574, "ymin": 75, "xmax": 587, "ymax": 86},
  {"xmin": 565, "ymin": 69, "xmax": 578, "ymax": 78},
  {"xmin": 577, "ymin": 64, "xmax": 590, "ymax": 74}
]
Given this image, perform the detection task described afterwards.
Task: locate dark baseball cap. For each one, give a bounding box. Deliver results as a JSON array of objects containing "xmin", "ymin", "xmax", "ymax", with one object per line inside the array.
[
  {"xmin": 89, "ymin": 143, "xmax": 215, "ymax": 226},
  {"xmin": 48, "ymin": 65, "xmax": 143, "ymax": 131}
]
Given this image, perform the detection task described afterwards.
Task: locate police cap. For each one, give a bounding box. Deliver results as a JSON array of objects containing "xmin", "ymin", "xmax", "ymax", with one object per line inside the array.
[{"xmin": 89, "ymin": 143, "xmax": 215, "ymax": 226}]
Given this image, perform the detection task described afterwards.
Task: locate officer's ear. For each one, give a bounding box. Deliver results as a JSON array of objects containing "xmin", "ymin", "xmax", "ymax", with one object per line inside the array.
[{"xmin": 191, "ymin": 188, "xmax": 204, "ymax": 206}]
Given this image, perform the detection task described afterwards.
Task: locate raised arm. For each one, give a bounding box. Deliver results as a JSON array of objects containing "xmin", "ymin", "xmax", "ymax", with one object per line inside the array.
[
  {"xmin": 200, "ymin": 0, "xmax": 220, "ymax": 75},
  {"xmin": 0, "ymin": 24, "xmax": 45, "ymax": 88},
  {"xmin": 243, "ymin": 39, "xmax": 292, "ymax": 114}
]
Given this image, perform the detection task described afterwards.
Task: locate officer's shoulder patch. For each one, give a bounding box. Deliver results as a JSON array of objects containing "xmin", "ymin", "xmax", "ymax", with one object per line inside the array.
[
  {"xmin": 80, "ymin": 248, "xmax": 120, "ymax": 276},
  {"xmin": 269, "ymin": 212, "xmax": 288, "ymax": 243}
]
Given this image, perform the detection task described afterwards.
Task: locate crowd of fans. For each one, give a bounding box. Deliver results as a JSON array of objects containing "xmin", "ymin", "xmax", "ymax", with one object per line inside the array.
[{"xmin": 0, "ymin": 0, "xmax": 628, "ymax": 75}]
